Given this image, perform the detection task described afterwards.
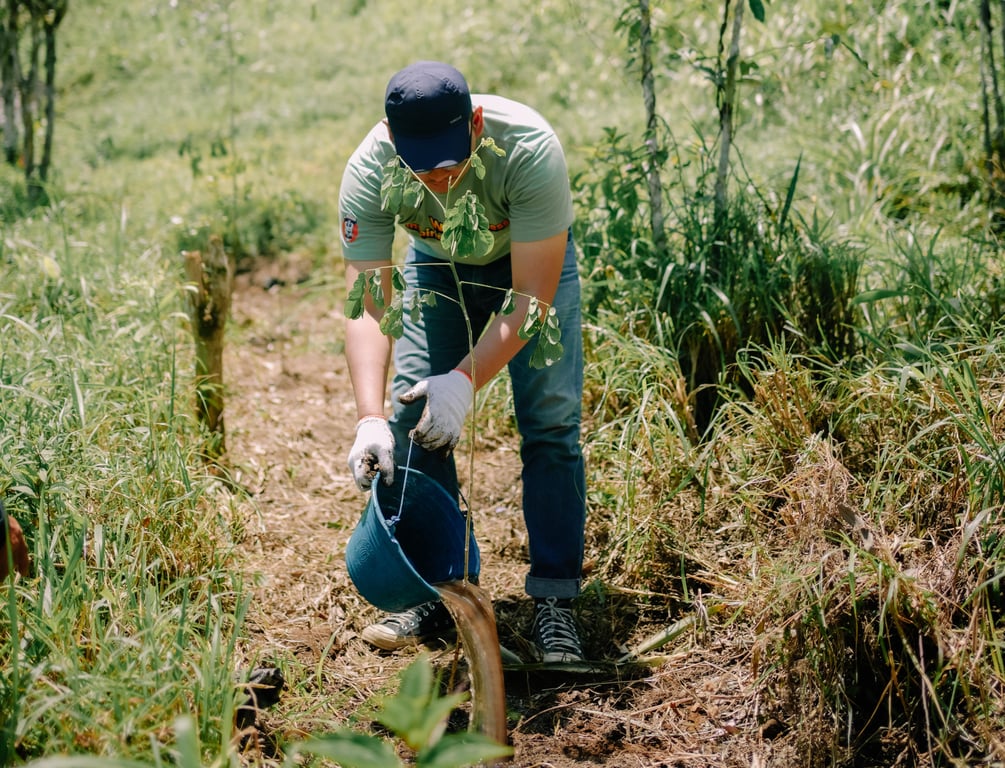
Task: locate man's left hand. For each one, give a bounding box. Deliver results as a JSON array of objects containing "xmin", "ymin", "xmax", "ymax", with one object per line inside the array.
[{"xmin": 398, "ymin": 370, "xmax": 473, "ymax": 452}]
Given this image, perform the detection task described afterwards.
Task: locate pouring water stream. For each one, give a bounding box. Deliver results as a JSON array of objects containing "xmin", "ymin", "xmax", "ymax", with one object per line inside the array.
[{"xmin": 398, "ymin": 438, "xmax": 510, "ymax": 757}]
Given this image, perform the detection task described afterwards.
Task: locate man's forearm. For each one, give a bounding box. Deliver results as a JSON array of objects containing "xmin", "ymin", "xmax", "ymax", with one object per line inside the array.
[{"xmin": 346, "ymin": 316, "xmax": 392, "ymax": 418}]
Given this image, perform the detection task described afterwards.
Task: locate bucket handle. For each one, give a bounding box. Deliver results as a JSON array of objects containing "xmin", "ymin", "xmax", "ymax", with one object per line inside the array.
[{"xmin": 385, "ymin": 438, "xmax": 470, "ymax": 528}]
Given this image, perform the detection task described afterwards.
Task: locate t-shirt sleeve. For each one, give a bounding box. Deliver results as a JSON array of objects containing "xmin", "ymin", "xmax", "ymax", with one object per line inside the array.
[
  {"xmin": 338, "ymin": 138, "xmax": 397, "ymax": 262},
  {"xmin": 505, "ymin": 132, "xmax": 574, "ymax": 243}
]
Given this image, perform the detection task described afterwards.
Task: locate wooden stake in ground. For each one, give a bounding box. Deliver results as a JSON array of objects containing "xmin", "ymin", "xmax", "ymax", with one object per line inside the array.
[
  {"xmin": 184, "ymin": 235, "xmax": 233, "ymax": 466},
  {"xmin": 0, "ymin": 500, "xmax": 30, "ymax": 581}
]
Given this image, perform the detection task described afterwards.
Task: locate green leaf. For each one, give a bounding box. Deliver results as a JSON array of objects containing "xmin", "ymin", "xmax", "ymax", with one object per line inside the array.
[
  {"xmin": 518, "ymin": 298, "xmax": 542, "ymax": 339},
  {"xmin": 173, "ymin": 717, "xmax": 202, "ymax": 768},
  {"xmin": 403, "ymin": 179, "xmax": 425, "ymax": 208},
  {"xmin": 23, "ymin": 759, "xmax": 151, "ymax": 768},
  {"xmin": 480, "ymin": 137, "xmax": 506, "ymax": 157},
  {"xmin": 381, "ymin": 177, "xmax": 403, "ymax": 213},
  {"xmin": 381, "ymin": 159, "xmax": 412, "ymax": 212},
  {"xmin": 442, "ymin": 192, "xmax": 493, "ymax": 260},
  {"xmin": 376, "ymin": 656, "xmax": 433, "ymax": 737},
  {"xmin": 379, "ymin": 296, "xmax": 404, "ymax": 338},
  {"xmin": 408, "ymin": 291, "xmax": 422, "ymax": 323},
  {"xmin": 853, "ymin": 288, "xmax": 906, "ymax": 304},
  {"xmin": 474, "ymin": 229, "xmax": 494, "ymax": 257},
  {"xmin": 542, "ymin": 306, "xmax": 562, "ymax": 343},
  {"xmin": 368, "ymin": 270, "xmax": 386, "ymax": 310},
  {"xmin": 470, "ymin": 153, "xmax": 486, "ymax": 180},
  {"xmin": 391, "ymin": 268, "xmax": 408, "ymax": 292},
  {"xmin": 748, "ymin": 0, "xmax": 765, "ymax": 23},
  {"xmin": 530, "ymin": 336, "xmax": 564, "ymax": 369},
  {"xmin": 376, "ymin": 657, "xmax": 468, "ymax": 751},
  {"xmin": 417, "ymin": 732, "xmax": 514, "ymax": 768},
  {"xmin": 500, "ymin": 289, "xmax": 516, "ymax": 316},
  {"xmin": 288, "ymin": 732, "xmax": 400, "ymax": 768},
  {"xmin": 346, "ymin": 272, "xmax": 368, "ymax": 319}
]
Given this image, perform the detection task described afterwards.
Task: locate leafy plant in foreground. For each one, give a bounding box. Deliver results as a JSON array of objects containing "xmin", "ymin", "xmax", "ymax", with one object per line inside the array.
[{"xmin": 284, "ymin": 656, "xmax": 512, "ymax": 768}]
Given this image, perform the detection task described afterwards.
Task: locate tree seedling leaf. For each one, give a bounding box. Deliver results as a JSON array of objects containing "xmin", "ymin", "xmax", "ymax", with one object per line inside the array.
[
  {"xmin": 289, "ymin": 732, "xmax": 399, "ymax": 768},
  {"xmin": 381, "ymin": 179, "xmax": 403, "ymax": 213},
  {"xmin": 368, "ymin": 271, "xmax": 386, "ymax": 310},
  {"xmin": 379, "ymin": 296, "xmax": 404, "ymax": 338},
  {"xmin": 518, "ymin": 297, "xmax": 542, "ymax": 339},
  {"xmin": 391, "ymin": 268, "xmax": 407, "ymax": 292},
  {"xmin": 417, "ymin": 732, "xmax": 514, "ymax": 768},
  {"xmin": 346, "ymin": 272, "xmax": 367, "ymax": 319},
  {"xmin": 530, "ymin": 336, "xmax": 564, "ymax": 368},
  {"xmin": 402, "ymin": 179, "xmax": 425, "ymax": 208},
  {"xmin": 500, "ymin": 289, "xmax": 516, "ymax": 316},
  {"xmin": 481, "ymin": 136, "xmax": 506, "ymax": 157},
  {"xmin": 443, "ymin": 191, "xmax": 493, "ymax": 260},
  {"xmin": 470, "ymin": 153, "xmax": 486, "ymax": 180}
]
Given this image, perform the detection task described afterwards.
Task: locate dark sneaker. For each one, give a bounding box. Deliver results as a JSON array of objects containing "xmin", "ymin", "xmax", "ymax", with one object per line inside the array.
[
  {"xmin": 360, "ymin": 601, "xmax": 455, "ymax": 651},
  {"xmin": 531, "ymin": 597, "xmax": 584, "ymax": 663}
]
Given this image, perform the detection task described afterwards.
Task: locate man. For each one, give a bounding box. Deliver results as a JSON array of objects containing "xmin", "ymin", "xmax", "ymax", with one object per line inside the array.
[{"xmin": 339, "ymin": 61, "xmax": 586, "ymax": 663}]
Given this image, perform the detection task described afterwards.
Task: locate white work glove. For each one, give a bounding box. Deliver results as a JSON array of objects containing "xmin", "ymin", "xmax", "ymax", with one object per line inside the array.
[
  {"xmin": 398, "ymin": 370, "xmax": 473, "ymax": 452},
  {"xmin": 347, "ymin": 416, "xmax": 395, "ymax": 491}
]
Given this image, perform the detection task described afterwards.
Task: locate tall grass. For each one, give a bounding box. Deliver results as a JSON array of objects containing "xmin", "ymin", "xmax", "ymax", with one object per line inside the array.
[{"xmin": 0, "ymin": 182, "xmax": 247, "ymax": 760}]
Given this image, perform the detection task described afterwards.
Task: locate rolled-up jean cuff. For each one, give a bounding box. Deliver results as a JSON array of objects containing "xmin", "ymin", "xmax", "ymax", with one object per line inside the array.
[{"xmin": 525, "ymin": 576, "xmax": 580, "ymax": 600}]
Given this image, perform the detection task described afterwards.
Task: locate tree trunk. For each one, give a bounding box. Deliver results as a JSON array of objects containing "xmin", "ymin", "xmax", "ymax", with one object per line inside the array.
[
  {"xmin": 981, "ymin": 0, "xmax": 1005, "ymax": 228},
  {"xmin": 714, "ymin": 0, "xmax": 745, "ymax": 229},
  {"xmin": 184, "ymin": 235, "xmax": 233, "ymax": 466},
  {"xmin": 40, "ymin": 2, "xmax": 63, "ymax": 183},
  {"xmin": 2, "ymin": 0, "xmax": 19, "ymax": 166},
  {"xmin": 18, "ymin": 13, "xmax": 39, "ymax": 200},
  {"xmin": 638, "ymin": 0, "xmax": 667, "ymax": 262}
]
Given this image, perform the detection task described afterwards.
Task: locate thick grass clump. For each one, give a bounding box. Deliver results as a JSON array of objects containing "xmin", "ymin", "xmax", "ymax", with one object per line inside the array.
[
  {"xmin": 576, "ymin": 129, "xmax": 863, "ymax": 434},
  {"xmin": 581, "ymin": 301, "xmax": 1005, "ymax": 762},
  {"xmin": 0, "ymin": 187, "xmax": 246, "ymax": 760}
]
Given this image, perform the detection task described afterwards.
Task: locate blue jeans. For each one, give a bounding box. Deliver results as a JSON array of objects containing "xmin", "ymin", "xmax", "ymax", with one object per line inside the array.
[{"xmin": 390, "ymin": 234, "xmax": 586, "ymax": 599}]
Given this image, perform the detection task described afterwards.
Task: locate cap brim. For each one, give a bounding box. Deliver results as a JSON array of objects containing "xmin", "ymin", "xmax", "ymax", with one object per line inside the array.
[{"xmin": 394, "ymin": 119, "xmax": 471, "ymax": 173}]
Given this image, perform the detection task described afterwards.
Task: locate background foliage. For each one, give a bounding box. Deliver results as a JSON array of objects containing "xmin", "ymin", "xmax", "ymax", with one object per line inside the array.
[{"xmin": 1, "ymin": 0, "xmax": 1004, "ymax": 766}]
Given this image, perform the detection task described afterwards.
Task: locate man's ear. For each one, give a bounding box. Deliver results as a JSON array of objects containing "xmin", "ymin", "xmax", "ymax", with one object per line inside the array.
[{"xmin": 471, "ymin": 106, "xmax": 485, "ymax": 139}]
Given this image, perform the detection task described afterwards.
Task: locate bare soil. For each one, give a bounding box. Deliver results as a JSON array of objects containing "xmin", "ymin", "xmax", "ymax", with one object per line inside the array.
[{"xmin": 223, "ymin": 258, "xmax": 791, "ymax": 767}]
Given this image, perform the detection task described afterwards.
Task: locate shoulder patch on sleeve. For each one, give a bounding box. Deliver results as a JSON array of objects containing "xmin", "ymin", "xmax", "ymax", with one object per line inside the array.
[{"xmin": 341, "ymin": 214, "xmax": 359, "ymax": 244}]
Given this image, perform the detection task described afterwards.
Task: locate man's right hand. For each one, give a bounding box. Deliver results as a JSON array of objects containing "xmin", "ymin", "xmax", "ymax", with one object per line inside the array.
[{"xmin": 347, "ymin": 416, "xmax": 395, "ymax": 490}]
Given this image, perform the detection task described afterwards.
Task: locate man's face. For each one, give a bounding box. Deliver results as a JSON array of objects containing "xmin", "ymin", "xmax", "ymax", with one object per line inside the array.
[{"xmin": 412, "ymin": 160, "xmax": 470, "ymax": 194}]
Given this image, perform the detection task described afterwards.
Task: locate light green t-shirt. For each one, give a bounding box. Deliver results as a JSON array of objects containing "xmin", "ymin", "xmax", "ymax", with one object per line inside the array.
[{"xmin": 338, "ymin": 94, "xmax": 573, "ymax": 266}]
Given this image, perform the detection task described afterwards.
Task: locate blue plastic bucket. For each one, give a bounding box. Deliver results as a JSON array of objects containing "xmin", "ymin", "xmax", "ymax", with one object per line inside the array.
[{"xmin": 345, "ymin": 467, "xmax": 480, "ymax": 613}]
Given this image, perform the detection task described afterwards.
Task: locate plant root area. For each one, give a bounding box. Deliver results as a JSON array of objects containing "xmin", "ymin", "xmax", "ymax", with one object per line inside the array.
[{"xmin": 224, "ymin": 260, "xmax": 805, "ymax": 768}]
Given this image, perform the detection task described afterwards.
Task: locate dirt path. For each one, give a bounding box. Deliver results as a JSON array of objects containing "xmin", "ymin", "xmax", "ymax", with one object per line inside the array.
[{"xmin": 222, "ymin": 261, "xmax": 770, "ymax": 767}]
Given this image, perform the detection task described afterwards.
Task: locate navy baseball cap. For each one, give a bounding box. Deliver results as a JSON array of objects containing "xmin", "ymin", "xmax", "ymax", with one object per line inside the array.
[{"xmin": 384, "ymin": 61, "xmax": 473, "ymax": 173}]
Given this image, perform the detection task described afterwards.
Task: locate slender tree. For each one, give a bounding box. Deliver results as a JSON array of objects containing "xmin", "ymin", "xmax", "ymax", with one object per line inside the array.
[
  {"xmin": 638, "ymin": 0, "xmax": 668, "ymax": 262},
  {"xmin": 713, "ymin": 0, "xmax": 745, "ymax": 230},
  {"xmin": 1, "ymin": 0, "xmax": 19, "ymax": 165},
  {"xmin": 0, "ymin": 0, "xmax": 67, "ymax": 202},
  {"xmin": 38, "ymin": 0, "xmax": 66, "ymax": 184},
  {"xmin": 979, "ymin": 0, "xmax": 1005, "ymax": 230}
]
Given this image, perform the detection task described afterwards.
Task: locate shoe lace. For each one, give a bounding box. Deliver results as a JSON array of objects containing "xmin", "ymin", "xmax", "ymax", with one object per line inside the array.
[
  {"xmin": 534, "ymin": 597, "xmax": 581, "ymax": 654},
  {"xmin": 386, "ymin": 602, "xmax": 435, "ymax": 633}
]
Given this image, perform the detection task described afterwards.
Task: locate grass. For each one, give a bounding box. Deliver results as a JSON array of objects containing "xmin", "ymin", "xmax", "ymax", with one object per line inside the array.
[
  {"xmin": 2, "ymin": 0, "xmax": 1005, "ymax": 764},
  {"xmin": 0, "ymin": 172, "xmax": 249, "ymax": 760}
]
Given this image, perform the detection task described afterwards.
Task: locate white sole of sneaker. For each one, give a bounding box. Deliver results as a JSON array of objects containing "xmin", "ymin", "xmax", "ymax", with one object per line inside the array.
[{"xmin": 360, "ymin": 625, "xmax": 421, "ymax": 651}]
